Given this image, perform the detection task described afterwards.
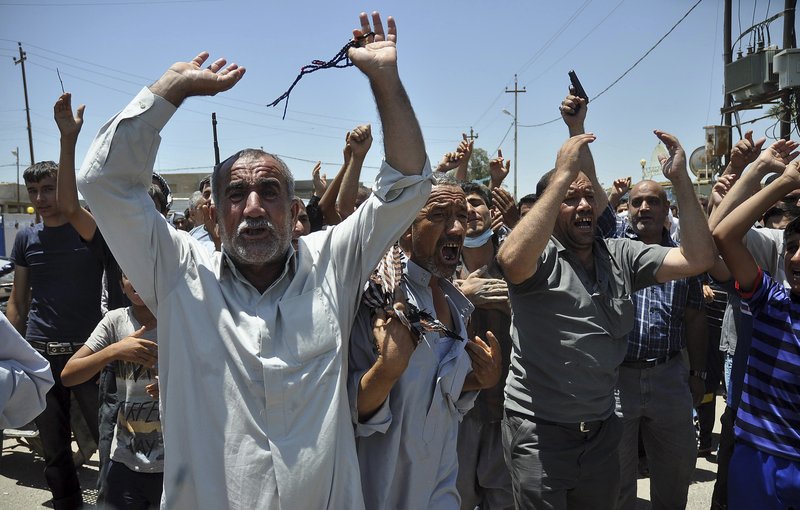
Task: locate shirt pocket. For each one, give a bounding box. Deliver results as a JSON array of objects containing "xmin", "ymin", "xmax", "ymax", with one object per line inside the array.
[
  {"xmin": 591, "ymin": 293, "xmax": 635, "ymax": 339},
  {"xmin": 278, "ymin": 287, "xmax": 339, "ymax": 364}
]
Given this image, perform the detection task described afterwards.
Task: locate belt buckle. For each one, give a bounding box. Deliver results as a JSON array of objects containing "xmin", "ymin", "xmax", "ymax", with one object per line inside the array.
[{"xmin": 579, "ymin": 421, "xmax": 589, "ymax": 433}]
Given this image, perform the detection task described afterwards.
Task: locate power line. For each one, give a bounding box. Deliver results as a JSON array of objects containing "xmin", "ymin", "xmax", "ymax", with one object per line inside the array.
[{"xmin": 518, "ymin": 0, "xmax": 704, "ymax": 129}]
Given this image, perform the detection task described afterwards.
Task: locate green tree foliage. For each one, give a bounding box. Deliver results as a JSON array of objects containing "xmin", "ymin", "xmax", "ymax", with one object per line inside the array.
[{"xmin": 468, "ymin": 147, "xmax": 491, "ymax": 183}]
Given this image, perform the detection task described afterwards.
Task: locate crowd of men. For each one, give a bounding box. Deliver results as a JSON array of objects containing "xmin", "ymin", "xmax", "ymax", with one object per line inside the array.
[{"xmin": 1, "ymin": 10, "xmax": 798, "ymax": 510}]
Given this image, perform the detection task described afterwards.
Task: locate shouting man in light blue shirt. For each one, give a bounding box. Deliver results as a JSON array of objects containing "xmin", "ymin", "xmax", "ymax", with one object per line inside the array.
[{"xmin": 78, "ymin": 12, "xmax": 432, "ymax": 509}]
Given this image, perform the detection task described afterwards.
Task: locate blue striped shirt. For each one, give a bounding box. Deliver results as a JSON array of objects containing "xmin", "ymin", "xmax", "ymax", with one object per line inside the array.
[
  {"xmin": 604, "ymin": 208, "xmax": 704, "ymax": 360},
  {"xmin": 736, "ymin": 269, "xmax": 800, "ymax": 461}
]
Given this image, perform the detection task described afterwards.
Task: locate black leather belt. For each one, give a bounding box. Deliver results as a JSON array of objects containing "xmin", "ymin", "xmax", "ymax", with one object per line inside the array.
[
  {"xmin": 28, "ymin": 340, "xmax": 81, "ymax": 356},
  {"xmin": 507, "ymin": 410, "xmax": 606, "ymax": 434},
  {"xmin": 621, "ymin": 350, "xmax": 681, "ymax": 369}
]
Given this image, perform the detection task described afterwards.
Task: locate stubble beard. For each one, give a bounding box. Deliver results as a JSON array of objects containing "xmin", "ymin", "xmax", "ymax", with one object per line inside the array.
[{"xmin": 219, "ymin": 217, "xmax": 292, "ymax": 267}]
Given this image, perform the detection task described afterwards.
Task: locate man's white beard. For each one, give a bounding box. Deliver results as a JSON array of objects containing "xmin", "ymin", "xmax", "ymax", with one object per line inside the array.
[{"xmin": 220, "ymin": 217, "xmax": 291, "ymax": 266}]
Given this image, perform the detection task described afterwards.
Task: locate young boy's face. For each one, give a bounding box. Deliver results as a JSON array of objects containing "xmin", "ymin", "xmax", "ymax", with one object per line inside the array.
[
  {"xmin": 25, "ymin": 175, "xmax": 60, "ymax": 219},
  {"xmin": 784, "ymin": 232, "xmax": 800, "ymax": 295},
  {"xmin": 121, "ymin": 275, "xmax": 145, "ymax": 306}
]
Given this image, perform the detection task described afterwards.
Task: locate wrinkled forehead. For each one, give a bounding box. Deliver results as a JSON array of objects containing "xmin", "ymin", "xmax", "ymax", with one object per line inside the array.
[{"xmin": 427, "ymin": 185, "xmax": 467, "ymax": 208}]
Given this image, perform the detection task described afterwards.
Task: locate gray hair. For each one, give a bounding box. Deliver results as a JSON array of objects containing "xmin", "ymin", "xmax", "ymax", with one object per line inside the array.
[
  {"xmin": 211, "ymin": 149, "xmax": 295, "ymax": 207},
  {"xmin": 188, "ymin": 191, "xmax": 204, "ymax": 212}
]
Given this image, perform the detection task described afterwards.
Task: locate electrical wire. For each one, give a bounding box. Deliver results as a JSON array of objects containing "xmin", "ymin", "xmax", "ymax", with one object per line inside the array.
[{"xmin": 517, "ymin": 0, "xmax": 704, "ymax": 129}]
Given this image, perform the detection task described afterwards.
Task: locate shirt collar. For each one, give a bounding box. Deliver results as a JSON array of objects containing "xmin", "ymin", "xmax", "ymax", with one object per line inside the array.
[
  {"xmin": 405, "ymin": 258, "xmax": 474, "ymax": 322},
  {"xmin": 624, "ymin": 224, "xmax": 676, "ymax": 247}
]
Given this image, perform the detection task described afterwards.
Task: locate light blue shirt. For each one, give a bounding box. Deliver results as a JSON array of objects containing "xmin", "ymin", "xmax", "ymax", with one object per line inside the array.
[
  {"xmin": 0, "ymin": 313, "xmax": 53, "ymax": 429},
  {"xmin": 78, "ymin": 87, "xmax": 432, "ymax": 510},
  {"xmin": 349, "ymin": 259, "xmax": 477, "ymax": 509}
]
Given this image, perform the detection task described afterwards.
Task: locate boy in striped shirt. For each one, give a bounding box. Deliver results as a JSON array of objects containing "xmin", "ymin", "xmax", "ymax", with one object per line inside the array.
[{"xmin": 712, "ymin": 150, "xmax": 800, "ymax": 509}]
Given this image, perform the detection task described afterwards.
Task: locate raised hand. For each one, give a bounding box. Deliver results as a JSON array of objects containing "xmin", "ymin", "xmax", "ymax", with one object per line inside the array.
[
  {"xmin": 654, "ymin": 130, "xmax": 688, "ymax": 182},
  {"xmin": 464, "ymin": 332, "xmax": 502, "ymax": 390},
  {"xmin": 730, "ymin": 130, "xmax": 766, "ymax": 171},
  {"xmin": 348, "ymin": 12, "xmax": 398, "ymax": 80},
  {"xmin": 436, "ymin": 151, "xmax": 464, "ymax": 173},
  {"xmin": 458, "ymin": 133, "xmax": 474, "ymax": 163},
  {"xmin": 348, "ymin": 124, "xmax": 373, "ymax": 159},
  {"xmin": 492, "ymin": 187, "xmax": 519, "ymax": 228},
  {"xmin": 54, "ymin": 92, "xmax": 84, "ymax": 140},
  {"xmin": 613, "ymin": 177, "xmax": 631, "ymax": 197},
  {"xmin": 489, "ymin": 149, "xmax": 511, "ymax": 188},
  {"xmin": 311, "ymin": 161, "xmax": 327, "ymax": 197},
  {"xmin": 709, "ymin": 173, "xmax": 738, "ymax": 211},
  {"xmin": 372, "ymin": 304, "xmax": 417, "ymax": 379},
  {"xmin": 753, "ymin": 138, "xmax": 800, "ymax": 175},
  {"xmin": 555, "ymin": 133, "xmax": 596, "ymax": 182},
  {"xmin": 113, "ymin": 326, "xmax": 158, "ymax": 368},
  {"xmin": 150, "ymin": 52, "xmax": 246, "ymax": 107},
  {"xmin": 560, "ymin": 86, "xmax": 587, "ymax": 132}
]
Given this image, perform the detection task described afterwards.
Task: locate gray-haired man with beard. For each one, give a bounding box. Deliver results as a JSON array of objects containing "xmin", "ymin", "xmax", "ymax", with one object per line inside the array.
[{"xmin": 78, "ymin": 12, "xmax": 432, "ymax": 509}]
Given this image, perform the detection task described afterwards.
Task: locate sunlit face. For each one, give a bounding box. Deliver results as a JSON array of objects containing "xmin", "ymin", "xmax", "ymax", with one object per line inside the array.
[
  {"xmin": 553, "ymin": 173, "xmax": 596, "ymax": 252},
  {"xmin": 291, "ymin": 199, "xmax": 311, "ymax": 251},
  {"xmin": 121, "ymin": 274, "xmax": 145, "ymax": 307},
  {"xmin": 465, "ymin": 192, "xmax": 491, "ymax": 237},
  {"xmin": 409, "ymin": 185, "xmax": 468, "ymax": 279},
  {"xmin": 785, "ymin": 232, "xmax": 800, "ymax": 296},
  {"xmin": 26, "ymin": 175, "xmax": 60, "ymax": 220},
  {"xmin": 212, "ymin": 154, "xmax": 298, "ymax": 268},
  {"xmin": 628, "ymin": 181, "xmax": 668, "ymax": 241}
]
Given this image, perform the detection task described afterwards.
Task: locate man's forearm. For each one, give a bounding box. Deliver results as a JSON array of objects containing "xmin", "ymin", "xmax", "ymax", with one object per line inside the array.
[
  {"xmin": 673, "ymin": 176, "xmax": 715, "ymax": 271},
  {"xmin": 371, "ymin": 74, "xmax": 426, "ymax": 175},
  {"xmin": 567, "ymin": 124, "xmax": 607, "ymax": 212},
  {"xmin": 357, "ymin": 361, "xmax": 400, "ymax": 421},
  {"xmin": 497, "ymin": 177, "xmax": 569, "ymax": 284},
  {"xmin": 338, "ymin": 154, "xmax": 365, "ymax": 218},
  {"xmin": 708, "ymin": 162, "xmax": 766, "ymax": 230}
]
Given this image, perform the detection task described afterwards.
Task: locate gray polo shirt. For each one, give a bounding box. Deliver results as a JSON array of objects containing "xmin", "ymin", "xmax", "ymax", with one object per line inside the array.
[{"xmin": 505, "ymin": 236, "xmax": 669, "ymax": 422}]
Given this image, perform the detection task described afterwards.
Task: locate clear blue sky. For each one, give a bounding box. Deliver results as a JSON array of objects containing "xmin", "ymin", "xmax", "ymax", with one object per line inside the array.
[{"xmin": 0, "ymin": 0, "xmax": 794, "ymax": 198}]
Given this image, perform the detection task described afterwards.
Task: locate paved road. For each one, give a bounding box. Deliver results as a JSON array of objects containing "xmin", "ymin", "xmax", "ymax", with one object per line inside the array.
[{"xmin": 2, "ymin": 398, "xmax": 726, "ymax": 508}]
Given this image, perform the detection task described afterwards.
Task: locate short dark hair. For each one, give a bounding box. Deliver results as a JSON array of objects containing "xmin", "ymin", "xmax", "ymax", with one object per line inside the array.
[
  {"xmin": 517, "ymin": 193, "xmax": 537, "ymax": 212},
  {"xmin": 148, "ymin": 183, "xmax": 168, "ymax": 215},
  {"xmin": 535, "ymin": 168, "xmax": 557, "ymax": 197},
  {"xmin": 784, "ymin": 215, "xmax": 800, "ymax": 241},
  {"xmin": 766, "ymin": 202, "xmax": 800, "ymax": 229},
  {"xmin": 461, "ymin": 182, "xmax": 491, "ymax": 208},
  {"xmin": 23, "ymin": 161, "xmax": 58, "ymax": 183}
]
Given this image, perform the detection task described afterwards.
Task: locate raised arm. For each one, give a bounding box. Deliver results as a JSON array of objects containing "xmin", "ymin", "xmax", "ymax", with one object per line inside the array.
[
  {"xmin": 497, "ymin": 134, "xmax": 596, "ymax": 284},
  {"xmin": 454, "ymin": 134, "xmax": 473, "ymax": 182},
  {"xmin": 653, "ymin": 131, "xmax": 716, "ymax": 282},
  {"xmin": 54, "ymin": 93, "xmax": 96, "ymax": 241},
  {"xmin": 560, "ymin": 87, "xmax": 608, "ymax": 213},
  {"xmin": 338, "ymin": 124, "xmax": 371, "ymax": 218},
  {"xmin": 707, "ymin": 131, "xmax": 772, "ymax": 230},
  {"xmin": 348, "ymin": 12, "xmax": 425, "ymax": 175},
  {"xmin": 488, "ymin": 149, "xmax": 510, "ymax": 190},
  {"xmin": 713, "ymin": 160, "xmax": 800, "ymax": 292},
  {"xmin": 608, "ymin": 176, "xmax": 631, "ymax": 211},
  {"xmin": 319, "ymin": 139, "xmax": 350, "ymax": 226}
]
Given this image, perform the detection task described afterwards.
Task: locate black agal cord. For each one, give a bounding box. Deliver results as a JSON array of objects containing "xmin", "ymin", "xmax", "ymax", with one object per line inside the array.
[{"xmin": 267, "ymin": 33, "xmax": 374, "ymax": 119}]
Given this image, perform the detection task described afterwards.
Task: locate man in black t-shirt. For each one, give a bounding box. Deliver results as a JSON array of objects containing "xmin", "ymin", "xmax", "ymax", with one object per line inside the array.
[{"xmin": 7, "ymin": 159, "xmax": 104, "ymax": 510}]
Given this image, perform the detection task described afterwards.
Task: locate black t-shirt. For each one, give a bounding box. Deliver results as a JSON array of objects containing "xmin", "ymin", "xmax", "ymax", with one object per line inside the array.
[{"xmin": 10, "ymin": 222, "xmax": 104, "ymax": 342}]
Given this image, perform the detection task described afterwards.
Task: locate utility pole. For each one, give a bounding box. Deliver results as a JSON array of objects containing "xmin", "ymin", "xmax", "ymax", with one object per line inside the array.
[
  {"xmin": 465, "ymin": 127, "xmax": 479, "ymax": 143},
  {"xmin": 723, "ymin": 0, "xmax": 733, "ymax": 168},
  {"xmin": 13, "ymin": 42, "xmax": 35, "ymax": 165},
  {"xmin": 779, "ymin": 0, "xmax": 797, "ymax": 139},
  {"xmin": 505, "ymin": 74, "xmax": 526, "ymax": 200},
  {"xmin": 12, "ymin": 148, "xmax": 19, "ymax": 205}
]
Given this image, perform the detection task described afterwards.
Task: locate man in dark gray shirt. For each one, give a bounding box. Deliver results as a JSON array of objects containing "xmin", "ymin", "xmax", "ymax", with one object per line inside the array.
[{"xmin": 496, "ymin": 90, "xmax": 716, "ymax": 510}]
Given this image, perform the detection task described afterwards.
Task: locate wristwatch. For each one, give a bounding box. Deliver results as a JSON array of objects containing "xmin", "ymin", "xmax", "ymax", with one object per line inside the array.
[{"xmin": 690, "ymin": 370, "xmax": 707, "ymax": 380}]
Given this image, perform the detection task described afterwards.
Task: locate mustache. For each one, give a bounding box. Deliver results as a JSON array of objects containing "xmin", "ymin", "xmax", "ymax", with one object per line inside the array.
[{"xmin": 236, "ymin": 218, "xmax": 276, "ymax": 234}]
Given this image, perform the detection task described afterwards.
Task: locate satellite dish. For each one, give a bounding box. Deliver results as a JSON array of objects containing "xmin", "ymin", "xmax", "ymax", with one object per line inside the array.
[
  {"xmin": 642, "ymin": 143, "xmax": 668, "ymax": 180},
  {"xmin": 689, "ymin": 146, "xmax": 716, "ymax": 181}
]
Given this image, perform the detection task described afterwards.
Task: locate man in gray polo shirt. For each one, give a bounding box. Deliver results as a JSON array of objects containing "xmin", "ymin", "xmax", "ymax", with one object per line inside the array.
[{"xmin": 496, "ymin": 91, "xmax": 716, "ymax": 510}]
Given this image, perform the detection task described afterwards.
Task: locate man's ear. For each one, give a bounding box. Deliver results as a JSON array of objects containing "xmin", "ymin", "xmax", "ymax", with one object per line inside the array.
[
  {"xmin": 398, "ymin": 226, "xmax": 413, "ymax": 254},
  {"xmin": 290, "ymin": 198, "xmax": 301, "ymax": 225}
]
